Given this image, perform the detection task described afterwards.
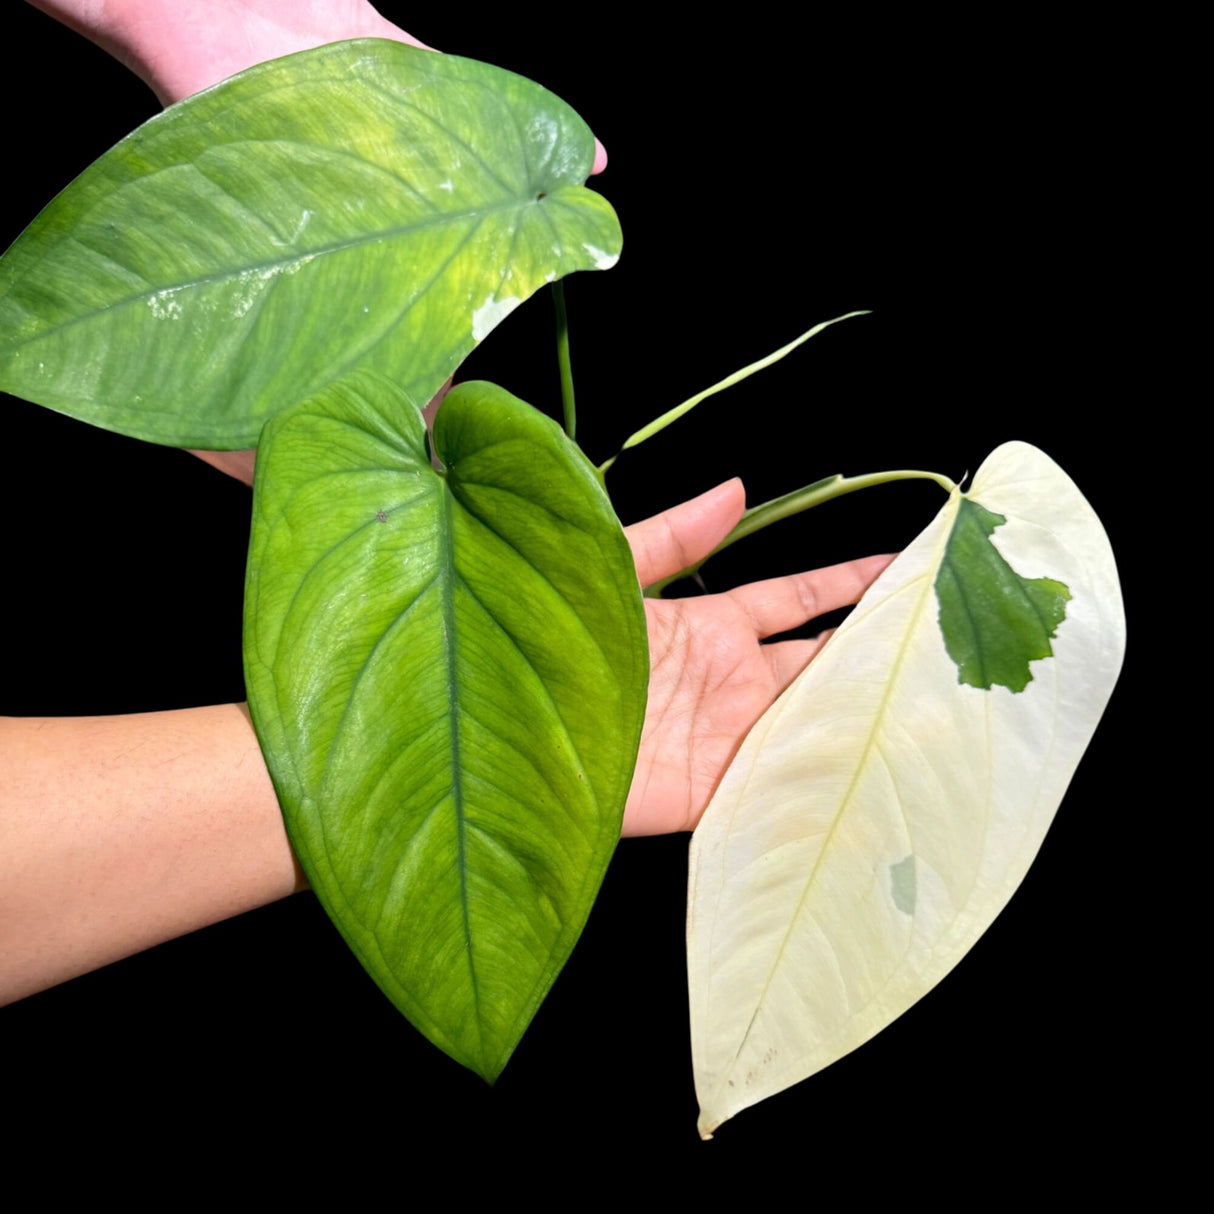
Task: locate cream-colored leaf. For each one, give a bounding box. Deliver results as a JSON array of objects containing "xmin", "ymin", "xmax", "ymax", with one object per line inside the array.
[{"xmin": 687, "ymin": 441, "xmax": 1124, "ymax": 1137}]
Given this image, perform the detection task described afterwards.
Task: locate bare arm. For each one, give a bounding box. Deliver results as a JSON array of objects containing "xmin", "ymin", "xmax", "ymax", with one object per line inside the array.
[
  {"xmin": 1, "ymin": 483, "xmax": 890, "ymax": 1002},
  {"xmin": 0, "ymin": 704, "xmax": 301, "ymax": 1004}
]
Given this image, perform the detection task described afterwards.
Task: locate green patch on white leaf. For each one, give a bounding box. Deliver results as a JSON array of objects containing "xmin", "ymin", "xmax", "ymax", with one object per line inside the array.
[{"xmin": 937, "ymin": 498, "xmax": 1070, "ymax": 692}]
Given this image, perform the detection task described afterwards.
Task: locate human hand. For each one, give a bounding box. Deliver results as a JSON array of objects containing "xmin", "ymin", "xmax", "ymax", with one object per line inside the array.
[{"xmin": 621, "ymin": 480, "xmax": 894, "ymax": 837}]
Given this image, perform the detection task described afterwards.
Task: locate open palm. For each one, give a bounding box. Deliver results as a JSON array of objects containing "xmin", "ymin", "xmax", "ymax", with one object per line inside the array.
[{"xmin": 622, "ymin": 480, "xmax": 892, "ymax": 836}]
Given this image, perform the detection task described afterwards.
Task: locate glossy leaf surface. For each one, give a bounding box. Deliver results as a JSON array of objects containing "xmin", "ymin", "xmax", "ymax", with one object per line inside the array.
[
  {"xmin": 0, "ymin": 40, "xmax": 619, "ymax": 447},
  {"xmin": 244, "ymin": 373, "xmax": 646, "ymax": 1079},
  {"xmin": 687, "ymin": 441, "xmax": 1124, "ymax": 1136}
]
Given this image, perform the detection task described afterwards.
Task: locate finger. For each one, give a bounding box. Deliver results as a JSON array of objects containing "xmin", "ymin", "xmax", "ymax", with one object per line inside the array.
[
  {"xmin": 729, "ymin": 553, "xmax": 896, "ymax": 639},
  {"xmin": 592, "ymin": 138, "xmax": 608, "ymax": 175},
  {"xmin": 625, "ymin": 479, "xmax": 745, "ymax": 587}
]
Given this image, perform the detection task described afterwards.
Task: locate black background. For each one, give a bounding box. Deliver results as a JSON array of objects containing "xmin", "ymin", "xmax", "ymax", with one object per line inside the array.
[{"xmin": 4, "ymin": 3, "xmax": 1151, "ymax": 1180}]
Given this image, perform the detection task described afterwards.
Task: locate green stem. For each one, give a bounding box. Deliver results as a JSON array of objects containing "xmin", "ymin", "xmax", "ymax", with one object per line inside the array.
[
  {"xmin": 644, "ymin": 468, "xmax": 956, "ymax": 597},
  {"xmin": 598, "ymin": 310, "xmax": 868, "ymax": 478},
  {"xmin": 553, "ymin": 280, "xmax": 576, "ymax": 442}
]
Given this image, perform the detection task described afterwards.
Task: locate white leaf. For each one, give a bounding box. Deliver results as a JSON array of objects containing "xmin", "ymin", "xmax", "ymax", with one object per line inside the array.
[{"xmin": 687, "ymin": 441, "xmax": 1125, "ymax": 1137}]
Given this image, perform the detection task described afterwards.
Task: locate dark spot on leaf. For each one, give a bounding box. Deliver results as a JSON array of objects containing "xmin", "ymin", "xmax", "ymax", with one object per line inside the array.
[{"xmin": 890, "ymin": 854, "xmax": 916, "ymax": 914}]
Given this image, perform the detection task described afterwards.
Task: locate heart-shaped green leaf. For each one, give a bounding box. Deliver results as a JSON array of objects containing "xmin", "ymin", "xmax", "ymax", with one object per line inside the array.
[
  {"xmin": 244, "ymin": 372, "xmax": 646, "ymax": 1080},
  {"xmin": 0, "ymin": 40, "xmax": 619, "ymax": 448}
]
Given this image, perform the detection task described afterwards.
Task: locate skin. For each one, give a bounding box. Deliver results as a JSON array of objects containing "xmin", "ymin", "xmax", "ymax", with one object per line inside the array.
[
  {"xmin": 623, "ymin": 481, "xmax": 892, "ymax": 835},
  {"xmin": 3, "ymin": 2, "xmax": 892, "ymax": 1003},
  {"xmin": 1, "ymin": 480, "xmax": 889, "ymax": 1003}
]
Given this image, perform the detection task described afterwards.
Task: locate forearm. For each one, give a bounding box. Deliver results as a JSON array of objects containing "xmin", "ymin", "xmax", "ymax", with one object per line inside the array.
[
  {"xmin": 26, "ymin": 1, "xmax": 429, "ymax": 104},
  {"xmin": 0, "ymin": 704, "xmax": 302, "ymax": 1004}
]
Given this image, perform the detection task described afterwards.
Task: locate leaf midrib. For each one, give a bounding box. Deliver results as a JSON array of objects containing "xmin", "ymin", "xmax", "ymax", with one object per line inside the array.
[
  {"xmin": 439, "ymin": 487, "xmax": 484, "ymax": 1064},
  {"xmin": 0, "ymin": 194, "xmax": 553, "ymax": 355},
  {"xmin": 711, "ymin": 494, "xmax": 960, "ymax": 1108}
]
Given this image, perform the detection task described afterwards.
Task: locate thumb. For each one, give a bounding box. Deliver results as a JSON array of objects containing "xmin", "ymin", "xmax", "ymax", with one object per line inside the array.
[{"xmin": 625, "ymin": 479, "xmax": 745, "ymax": 588}]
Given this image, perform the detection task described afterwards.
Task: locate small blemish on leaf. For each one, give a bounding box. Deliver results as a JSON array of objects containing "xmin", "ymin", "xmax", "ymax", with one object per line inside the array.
[
  {"xmin": 890, "ymin": 854, "xmax": 916, "ymax": 915},
  {"xmin": 376, "ymin": 510, "xmax": 388, "ymax": 524}
]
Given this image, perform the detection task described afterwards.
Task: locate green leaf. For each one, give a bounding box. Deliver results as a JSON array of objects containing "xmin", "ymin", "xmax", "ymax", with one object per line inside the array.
[
  {"xmin": 244, "ymin": 372, "xmax": 647, "ymax": 1080},
  {"xmin": 936, "ymin": 498, "xmax": 1070, "ymax": 692},
  {"xmin": 0, "ymin": 40, "xmax": 619, "ymax": 448},
  {"xmin": 687, "ymin": 442, "xmax": 1124, "ymax": 1137}
]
